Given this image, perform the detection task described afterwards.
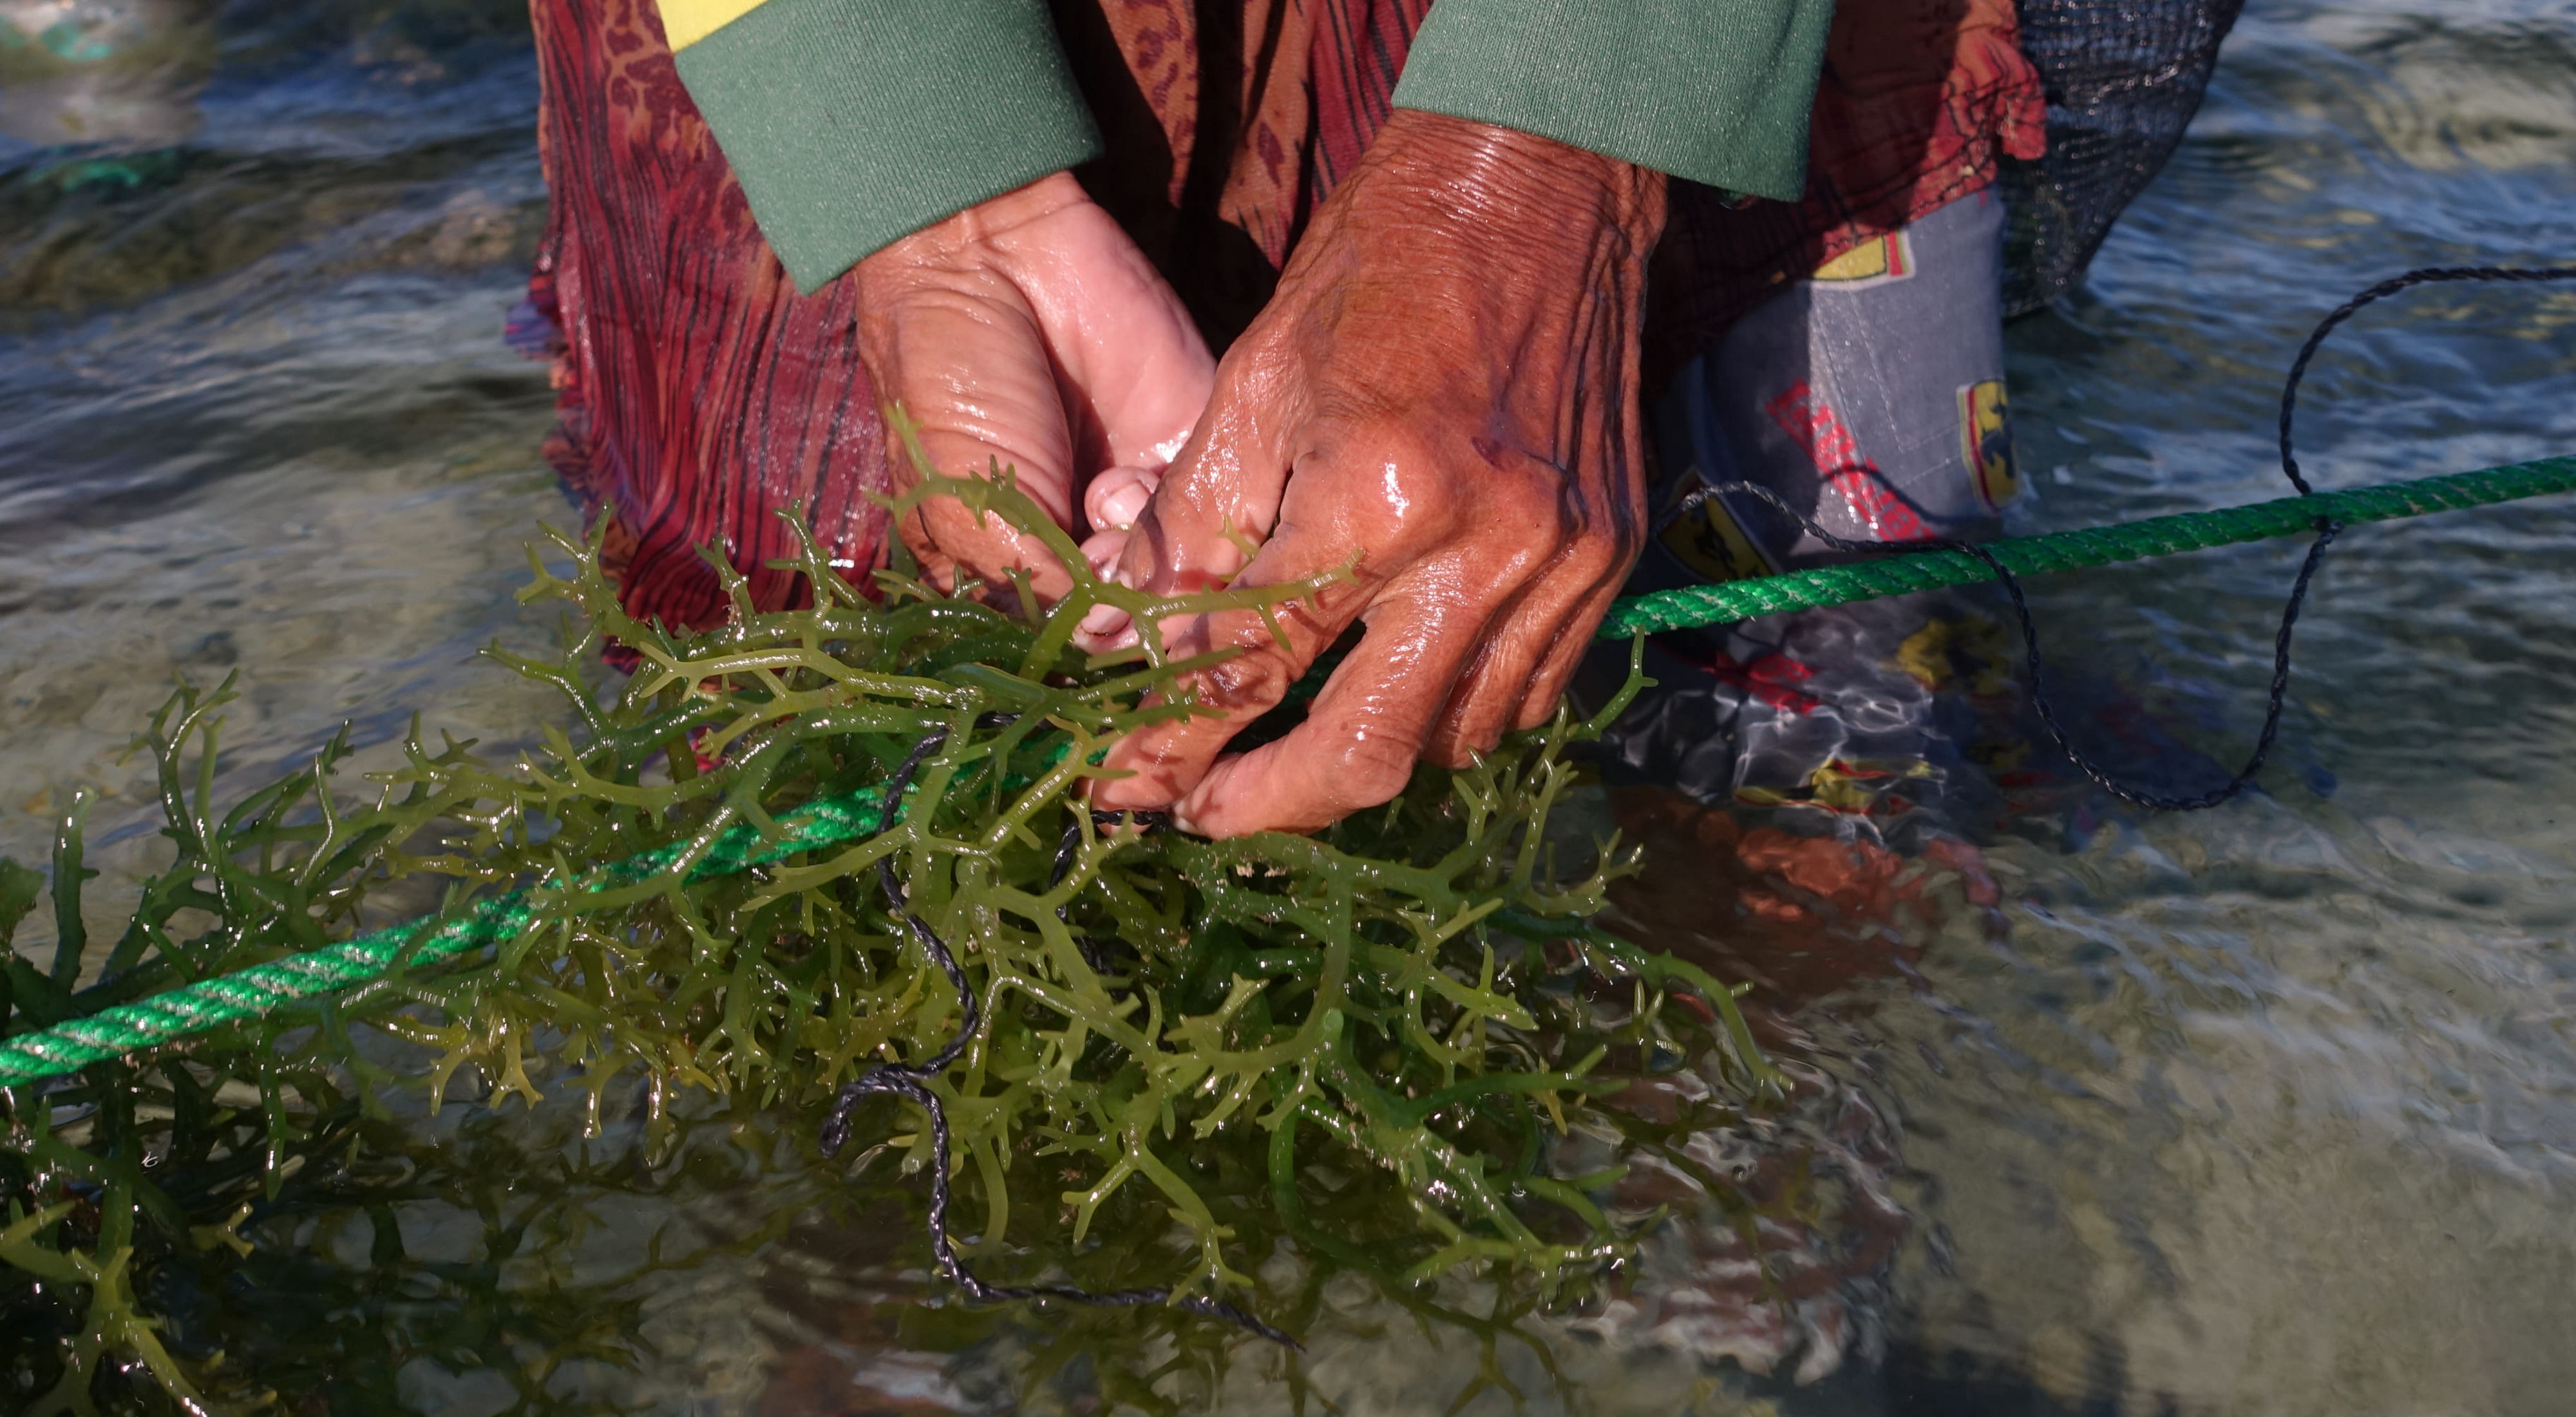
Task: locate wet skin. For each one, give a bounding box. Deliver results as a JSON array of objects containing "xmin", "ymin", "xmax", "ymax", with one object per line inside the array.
[
  {"xmin": 851, "ymin": 170, "xmax": 1216, "ymax": 606},
  {"xmin": 854, "ymin": 110, "xmax": 1667, "ymax": 837}
]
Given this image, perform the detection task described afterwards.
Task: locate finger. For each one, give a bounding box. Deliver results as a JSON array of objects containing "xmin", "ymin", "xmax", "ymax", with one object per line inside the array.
[
  {"xmin": 1089, "ymin": 511, "xmax": 1377, "ymax": 814},
  {"xmin": 1421, "ymin": 583, "xmax": 1565, "ymax": 768},
  {"xmin": 995, "ymin": 204, "xmax": 1215, "ymax": 473},
  {"xmin": 906, "ymin": 435, "xmax": 1078, "ymax": 591},
  {"xmin": 1075, "ymin": 381, "xmax": 1295, "ymax": 657},
  {"xmin": 1511, "ymin": 577, "xmax": 1624, "ymax": 731},
  {"xmin": 1432, "ymin": 375, "xmax": 1647, "ymax": 754},
  {"xmin": 1166, "ymin": 571, "xmax": 1504, "ymax": 837},
  {"xmin": 860, "ymin": 280, "xmax": 1085, "ymax": 603},
  {"xmin": 1068, "ymin": 465, "xmax": 1160, "ymax": 645},
  {"xmin": 1105, "ymin": 354, "xmax": 1302, "ymax": 604},
  {"xmin": 1425, "ymin": 540, "xmax": 1630, "ymax": 763},
  {"xmin": 1425, "ymin": 570, "xmax": 1623, "ymax": 765},
  {"xmin": 1083, "ymin": 464, "xmax": 1160, "ymax": 537},
  {"xmin": 1075, "ymin": 526, "xmax": 1138, "ymax": 643}
]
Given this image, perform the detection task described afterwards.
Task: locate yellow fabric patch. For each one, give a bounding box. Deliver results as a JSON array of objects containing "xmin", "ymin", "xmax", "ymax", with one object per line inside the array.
[
  {"xmin": 1657, "ymin": 471, "xmax": 1774, "ymax": 582},
  {"xmin": 1958, "ymin": 377, "xmax": 2022, "ymax": 511},
  {"xmin": 1812, "ymin": 231, "xmax": 1912, "ymax": 284},
  {"xmin": 657, "ymin": 0, "xmax": 768, "ymax": 50}
]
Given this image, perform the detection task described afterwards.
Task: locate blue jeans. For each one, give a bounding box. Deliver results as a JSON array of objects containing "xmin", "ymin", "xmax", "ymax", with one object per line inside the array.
[{"xmin": 1596, "ymin": 190, "xmax": 2025, "ymax": 840}]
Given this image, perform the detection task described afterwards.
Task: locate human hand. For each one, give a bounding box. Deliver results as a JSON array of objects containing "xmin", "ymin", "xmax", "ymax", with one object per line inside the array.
[
  {"xmin": 853, "ymin": 172, "xmax": 1213, "ymax": 606},
  {"xmin": 1081, "ymin": 110, "xmax": 1668, "ymax": 836}
]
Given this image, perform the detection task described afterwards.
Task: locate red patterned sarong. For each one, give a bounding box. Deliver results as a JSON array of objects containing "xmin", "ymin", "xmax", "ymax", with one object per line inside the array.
[{"xmin": 524, "ymin": 0, "xmax": 2043, "ymax": 631}]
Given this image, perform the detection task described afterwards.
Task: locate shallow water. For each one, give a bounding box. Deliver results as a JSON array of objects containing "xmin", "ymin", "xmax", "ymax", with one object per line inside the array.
[{"xmin": 5, "ymin": 1, "xmax": 2575, "ymax": 1412}]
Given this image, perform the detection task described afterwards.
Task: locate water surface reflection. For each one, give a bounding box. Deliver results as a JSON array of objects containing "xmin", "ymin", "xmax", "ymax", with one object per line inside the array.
[{"xmin": 3, "ymin": 0, "xmax": 2573, "ymax": 1411}]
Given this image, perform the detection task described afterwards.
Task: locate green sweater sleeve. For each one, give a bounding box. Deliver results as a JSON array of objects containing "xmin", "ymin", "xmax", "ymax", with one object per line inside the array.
[
  {"xmin": 667, "ymin": 0, "xmax": 1102, "ymax": 294},
  {"xmin": 1389, "ymin": 0, "xmax": 1835, "ymax": 202}
]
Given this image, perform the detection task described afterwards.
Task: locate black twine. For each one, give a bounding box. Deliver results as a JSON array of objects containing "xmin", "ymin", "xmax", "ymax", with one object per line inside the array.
[
  {"xmin": 817, "ymin": 728, "xmax": 1293, "ymax": 1346},
  {"xmin": 1054, "ymin": 808, "xmax": 1170, "ymax": 975},
  {"xmin": 2280, "ymin": 266, "xmax": 2576, "ymax": 497},
  {"xmin": 1697, "ymin": 263, "xmax": 2575, "ymax": 811}
]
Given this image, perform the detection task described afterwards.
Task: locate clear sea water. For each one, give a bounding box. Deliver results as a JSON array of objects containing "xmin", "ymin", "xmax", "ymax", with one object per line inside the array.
[{"xmin": 4, "ymin": 1, "xmax": 2573, "ymax": 1412}]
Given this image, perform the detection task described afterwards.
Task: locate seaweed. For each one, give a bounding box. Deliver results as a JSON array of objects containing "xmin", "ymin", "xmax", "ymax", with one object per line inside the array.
[{"xmin": 0, "ymin": 447, "xmax": 1774, "ymax": 1413}]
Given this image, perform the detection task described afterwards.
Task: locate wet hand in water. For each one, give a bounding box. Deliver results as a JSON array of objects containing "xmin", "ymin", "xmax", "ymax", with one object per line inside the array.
[
  {"xmin": 1081, "ymin": 110, "xmax": 1668, "ymax": 837},
  {"xmin": 852, "ymin": 171, "xmax": 1213, "ymax": 607}
]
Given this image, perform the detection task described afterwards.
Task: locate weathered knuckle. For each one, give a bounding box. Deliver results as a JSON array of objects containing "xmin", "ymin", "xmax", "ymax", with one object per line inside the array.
[
  {"xmin": 1568, "ymin": 524, "xmax": 1622, "ymax": 564},
  {"xmin": 1324, "ymin": 732, "xmax": 1419, "ymax": 808},
  {"xmin": 1196, "ymin": 652, "xmax": 1293, "ymax": 716},
  {"xmin": 1560, "ymin": 534, "xmax": 1625, "ymax": 590}
]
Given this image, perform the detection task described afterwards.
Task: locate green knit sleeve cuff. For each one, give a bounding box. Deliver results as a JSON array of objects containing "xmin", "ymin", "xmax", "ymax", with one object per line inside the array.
[
  {"xmin": 1388, "ymin": 0, "xmax": 1834, "ymax": 202},
  {"xmin": 671, "ymin": 0, "xmax": 1103, "ymax": 293}
]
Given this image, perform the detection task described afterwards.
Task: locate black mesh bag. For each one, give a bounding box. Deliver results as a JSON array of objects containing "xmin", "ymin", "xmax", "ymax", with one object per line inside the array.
[{"xmin": 2001, "ymin": 0, "xmax": 2248, "ymax": 314}]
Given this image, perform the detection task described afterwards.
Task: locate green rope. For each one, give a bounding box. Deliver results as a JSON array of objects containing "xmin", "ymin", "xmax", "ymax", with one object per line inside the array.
[
  {"xmin": 5, "ymin": 454, "xmax": 2571, "ymax": 1090},
  {"xmin": 0, "ymin": 786, "xmax": 900, "ymax": 1087},
  {"xmin": 1600, "ymin": 454, "xmax": 2576, "ymax": 638}
]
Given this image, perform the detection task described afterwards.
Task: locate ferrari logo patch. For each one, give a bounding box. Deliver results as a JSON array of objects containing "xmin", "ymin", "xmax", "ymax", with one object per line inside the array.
[
  {"xmin": 1958, "ymin": 378, "xmax": 2021, "ymax": 511},
  {"xmin": 1656, "ymin": 471, "xmax": 1775, "ymax": 584}
]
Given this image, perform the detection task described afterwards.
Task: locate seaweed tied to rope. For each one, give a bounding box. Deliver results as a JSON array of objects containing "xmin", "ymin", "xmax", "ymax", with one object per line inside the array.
[{"xmin": 0, "ymin": 444, "xmax": 1771, "ymax": 1413}]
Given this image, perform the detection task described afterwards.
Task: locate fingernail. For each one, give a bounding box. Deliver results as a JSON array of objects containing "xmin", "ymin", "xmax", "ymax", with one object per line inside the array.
[
  {"xmin": 1085, "ymin": 465, "xmax": 1160, "ymax": 533},
  {"xmin": 1079, "ymin": 601, "xmax": 1133, "ymax": 642},
  {"xmin": 1097, "ymin": 482, "xmax": 1150, "ymax": 531}
]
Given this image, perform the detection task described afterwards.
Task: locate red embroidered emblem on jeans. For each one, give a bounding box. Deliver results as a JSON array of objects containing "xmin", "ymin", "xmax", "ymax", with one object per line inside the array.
[{"xmin": 1763, "ymin": 381, "xmax": 1934, "ymax": 542}]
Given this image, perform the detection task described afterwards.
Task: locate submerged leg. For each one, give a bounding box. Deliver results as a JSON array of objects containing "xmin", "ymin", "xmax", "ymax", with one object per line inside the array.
[{"xmin": 1605, "ymin": 191, "xmax": 2025, "ymax": 841}]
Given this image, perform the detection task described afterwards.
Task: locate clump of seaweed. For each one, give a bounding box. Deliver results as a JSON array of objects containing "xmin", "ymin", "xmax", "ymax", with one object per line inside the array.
[{"xmin": 0, "ymin": 453, "xmax": 1771, "ymax": 1413}]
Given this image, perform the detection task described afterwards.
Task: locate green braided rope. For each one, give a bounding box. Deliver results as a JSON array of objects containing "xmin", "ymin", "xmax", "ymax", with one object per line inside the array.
[
  {"xmin": 5, "ymin": 455, "xmax": 2572, "ymax": 1089},
  {"xmin": 1598, "ymin": 454, "xmax": 2576, "ymax": 638},
  {"xmin": 0, "ymin": 786, "xmax": 900, "ymax": 1087}
]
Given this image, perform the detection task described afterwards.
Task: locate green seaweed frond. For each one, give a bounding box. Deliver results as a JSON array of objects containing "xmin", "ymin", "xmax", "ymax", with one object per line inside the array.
[{"xmin": 0, "ymin": 451, "xmax": 1770, "ymax": 1412}]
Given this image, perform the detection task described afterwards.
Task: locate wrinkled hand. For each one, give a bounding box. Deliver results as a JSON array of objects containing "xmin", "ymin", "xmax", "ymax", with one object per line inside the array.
[
  {"xmin": 853, "ymin": 172, "xmax": 1213, "ymax": 604},
  {"xmin": 1083, "ymin": 110, "xmax": 1668, "ymax": 836}
]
